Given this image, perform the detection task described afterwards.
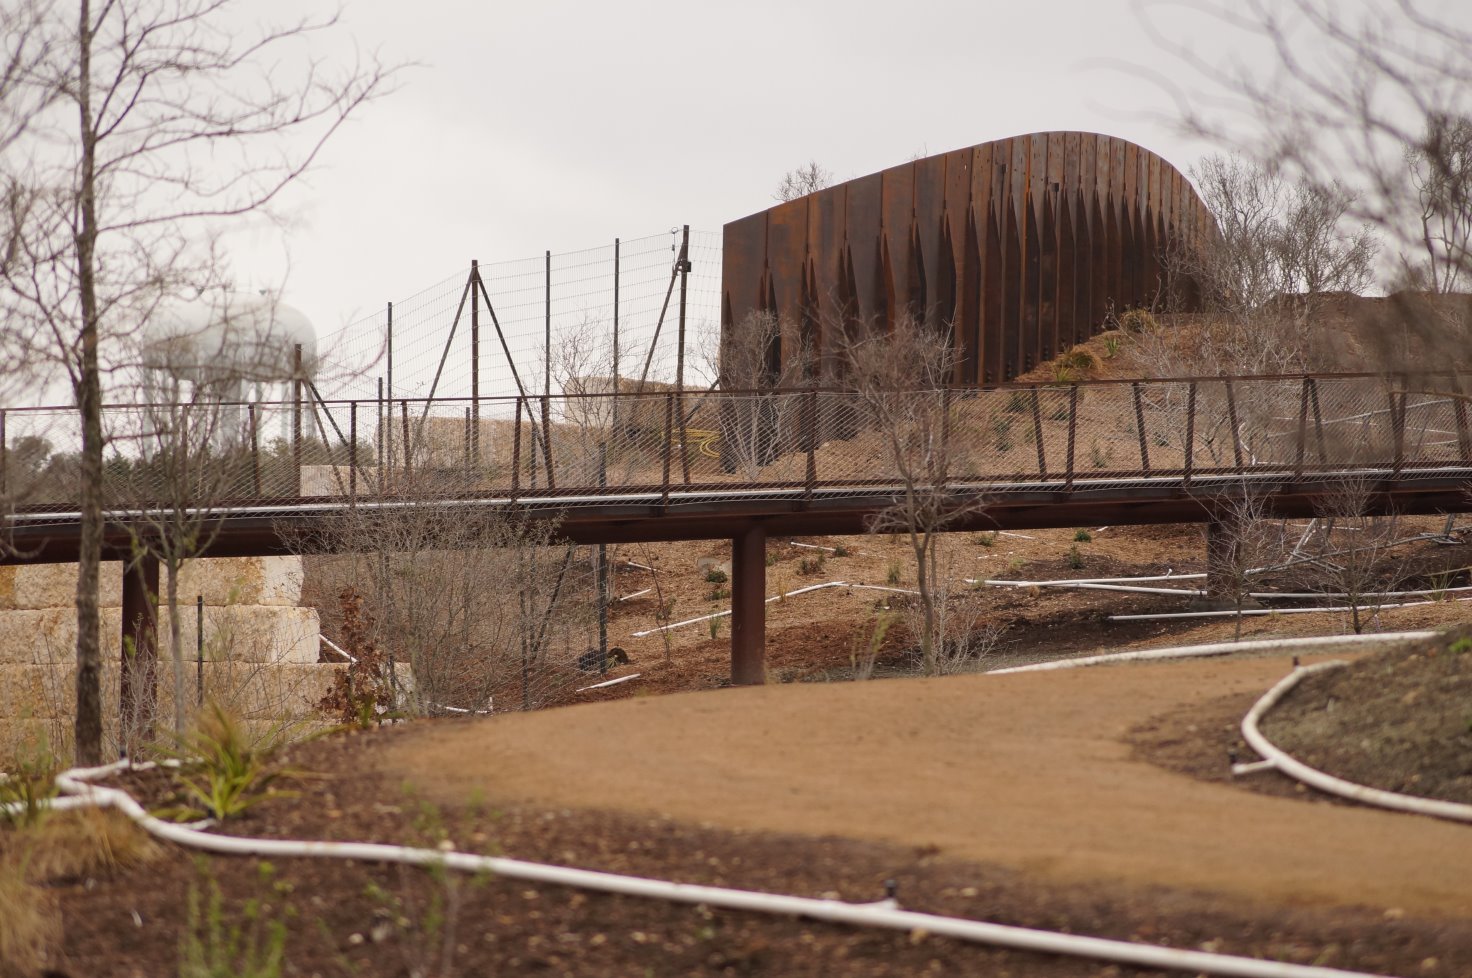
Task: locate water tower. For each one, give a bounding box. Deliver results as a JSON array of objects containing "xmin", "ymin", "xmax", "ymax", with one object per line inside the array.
[{"xmin": 140, "ymin": 292, "xmax": 319, "ymax": 446}]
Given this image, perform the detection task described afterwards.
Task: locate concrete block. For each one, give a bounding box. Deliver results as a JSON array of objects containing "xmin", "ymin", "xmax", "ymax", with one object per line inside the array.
[
  {"xmin": 9, "ymin": 561, "xmax": 124, "ymax": 610},
  {"xmin": 171, "ymin": 556, "xmax": 304, "ymax": 607}
]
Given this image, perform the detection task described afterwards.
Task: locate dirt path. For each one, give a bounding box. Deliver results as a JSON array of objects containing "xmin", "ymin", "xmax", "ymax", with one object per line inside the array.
[{"xmin": 380, "ymin": 651, "xmax": 1472, "ymax": 920}]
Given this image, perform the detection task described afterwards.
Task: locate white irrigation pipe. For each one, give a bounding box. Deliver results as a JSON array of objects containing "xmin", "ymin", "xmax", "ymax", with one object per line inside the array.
[
  {"xmin": 789, "ymin": 540, "xmax": 860, "ymax": 555},
  {"xmin": 979, "ymin": 580, "xmax": 1205, "ymax": 596},
  {"xmin": 986, "ymin": 632, "xmax": 1435, "ymax": 675},
  {"xmin": 616, "ymin": 588, "xmax": 652, "ymax": 603},
  {"xmin": 27, "ymin": 763, "xmax": 1394, "ymax": 978},
  {"xmin": 318, "ymin": 635, "xmax": 357, "ymax": 665},
  {"xmin": 577, "ymin": 673, "xmax": 642, "ymax": 693},
  {"xmin": 630, "ymin": 581, "xmax": 848, "ymax": 636},
  {"xmin": 984, "ymin": 572, "xmax": 1202, "ymax": 586},
  {"xmin": 1238, "ymin": 662, "xmax": 1472, "ymax": 825},
  {"xmin": 1109, "ymin": 599, "xmax": 1445, "ymax": 622}
]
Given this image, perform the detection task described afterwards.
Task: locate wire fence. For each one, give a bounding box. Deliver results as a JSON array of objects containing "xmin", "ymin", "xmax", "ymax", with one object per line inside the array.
[
  {"xmin": 312, "ymin": 228, "xmax": 723, "ymax": 405},
  {"xmin": 5, "ymin": 375, "xmax": 1471, "ymax": 514}
]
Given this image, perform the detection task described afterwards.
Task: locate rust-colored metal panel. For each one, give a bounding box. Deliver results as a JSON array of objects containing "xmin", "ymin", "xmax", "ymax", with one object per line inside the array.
[
  {"xmin": 846, "ymin": 172, "xmax": 883, "ymax": 329},
  {"xmin": 765, "ymin": 198, "xmax": 808, "ymax": 341},
  {"xmin": 913, "ymin": 153, "xmax": 947, "ymax": 326},
  {"xmin": 722, "ymin": 211, "xmax": 767, "ymax": 330},
  {"xmin": 880, "ymin": 162, "xmax": 915, "ymax": 326},
  {"xmin": 1121, "ymin": 141, "xmax": 1140, "ymax": 305},
  {"xmin": 721, "ymin": 131, "xmax": 1213, "ymax": 386}
]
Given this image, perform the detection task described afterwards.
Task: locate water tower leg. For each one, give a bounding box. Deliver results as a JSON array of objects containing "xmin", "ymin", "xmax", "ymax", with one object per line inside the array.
[
  {"xmin": 730, "ymin": 524, "xmax": 766, "ymax": 685},
  {"xmin": 120, "ymin": 554, "xmax": 160, "ymax": 750}
]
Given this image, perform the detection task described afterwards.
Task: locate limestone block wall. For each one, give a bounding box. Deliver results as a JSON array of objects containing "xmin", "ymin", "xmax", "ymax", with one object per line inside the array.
[{"xmin": 0, "ymin": 555, "xmax": 337, "ymax": 761}]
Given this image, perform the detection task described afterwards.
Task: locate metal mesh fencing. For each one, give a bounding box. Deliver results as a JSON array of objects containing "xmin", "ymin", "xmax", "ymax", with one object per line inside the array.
[
  {"xmin": 311, "ymin": 229, "xmax": 723, "ymax": 406},
  {"xmin": 4, "ymin": 375, "xmax": 1470, "ymax": 513}
]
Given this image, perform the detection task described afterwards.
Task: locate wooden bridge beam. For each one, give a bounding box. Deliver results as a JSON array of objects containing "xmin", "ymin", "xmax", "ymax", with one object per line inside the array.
[{"xmin": 730, "ymin": 524, "xmax": 767, "ymax": 685}]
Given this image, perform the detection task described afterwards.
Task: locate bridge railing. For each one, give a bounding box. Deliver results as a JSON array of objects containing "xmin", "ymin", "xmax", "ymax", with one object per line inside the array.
[{"xmin": 1, "ymin": 374, "xmax": 1467, "ymax": 513}]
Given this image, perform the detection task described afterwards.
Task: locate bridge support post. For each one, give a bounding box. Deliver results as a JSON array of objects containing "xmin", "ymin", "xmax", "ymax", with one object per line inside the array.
[
  {"xmin": 730, "ymin": 524, "xmax": 766, "ymax": 685},
  {"xmin": 120, "ymin": 554, "xmax": 159, "ymax": 751}
]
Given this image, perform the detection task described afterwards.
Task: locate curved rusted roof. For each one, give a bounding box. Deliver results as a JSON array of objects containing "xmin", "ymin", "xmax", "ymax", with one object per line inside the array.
[{"xmin": 721, "ymin": 131, "xmax": 1212, "ymax": 385}]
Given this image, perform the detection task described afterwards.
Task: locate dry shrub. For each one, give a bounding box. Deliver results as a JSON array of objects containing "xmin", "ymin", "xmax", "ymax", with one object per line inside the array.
[{"xmin": 0, "ymin": 863, "xmax": 56, "ymax": 978}]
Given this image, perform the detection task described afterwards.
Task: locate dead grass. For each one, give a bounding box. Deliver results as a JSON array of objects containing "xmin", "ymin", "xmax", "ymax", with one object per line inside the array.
[{"xmin": 0, "ymin": 806, "xmax": 158, "ymax": 976}]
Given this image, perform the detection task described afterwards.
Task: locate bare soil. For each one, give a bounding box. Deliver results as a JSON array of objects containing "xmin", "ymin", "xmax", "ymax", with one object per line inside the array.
[{"xmin": 31, "ymin": 649, "xmax": 1472, "ymax": 978}]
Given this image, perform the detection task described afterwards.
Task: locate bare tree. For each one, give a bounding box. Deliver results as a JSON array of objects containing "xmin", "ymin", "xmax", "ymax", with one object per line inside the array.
[
  {"xmin": 1298, "ymin": 477, "xmax": 1405, "ymax": 635},
  {"xmin": 774, "ymin": 161, "xmax": 833, "ymax": 203},
  {"xmin": 1151, "ymin": 1, "xmax": 1472, "ymax": 371},
  {"xmin": 1150, "ymin": 153, "xmax": 1376, "ymax": 377},
  {"xmin": 308, "ymin": 497, "xmax": 598, "ymax": 716},
  {"xmin": 1206, "ymin": 485, "xmax": 1280, "ymax": 641},
  {"xmin": 0, "ymin": 0, "xmax": 394, "ymax": 763},
  {"xmin": 707, "ymin": 309, "xmax": 812, "ymax": 478},
  {"xmin": 1405, "ymin": 112, "xmax": 1472, "ymax": 294},
  {"xmin": 844, "ymin": 317, "xmax": 986, "ymax": 675}
]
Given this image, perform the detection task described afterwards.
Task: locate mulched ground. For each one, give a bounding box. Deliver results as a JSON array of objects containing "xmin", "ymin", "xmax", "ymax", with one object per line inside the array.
[{"xmin": 32, "ymin": 719, "xmax": 1469, "ymax": 978}]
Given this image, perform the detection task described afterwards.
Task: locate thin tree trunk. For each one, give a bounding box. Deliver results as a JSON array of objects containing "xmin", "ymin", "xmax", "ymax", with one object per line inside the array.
[
  {"xmin": 73, "ymin": 0, "xmax": 104, "ymax": 765},
  {"xmin": 169, "ymin": 558, "xmax": 185, "ymax": 734}
]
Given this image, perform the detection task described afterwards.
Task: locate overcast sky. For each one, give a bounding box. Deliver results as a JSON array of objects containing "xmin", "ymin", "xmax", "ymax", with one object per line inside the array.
[{"xmin": 245, "ymin": 0, "xmax": 1243, "ymax": 338}]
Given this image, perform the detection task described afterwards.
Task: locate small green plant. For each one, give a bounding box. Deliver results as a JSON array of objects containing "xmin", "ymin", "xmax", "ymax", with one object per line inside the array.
[
  {"xmin": 165, "ymin": 701, "xmax": 299, "ymax": 822},
  {"xmin": 1007, "ymin": 557, "xmax": 1026, "ymax": 575},
  {"xmin": 1050, "ymin": 362, "xmax": 1079, "ymax": 384},
  {"xmin": 1004, "ymin": 390, "xmax": 1031, "ymax": 414},
  {"xmin": 1102, "ymin": 334, "xmax": 1121, "ymax": 358},
  {"xmin": 1449, "ymin": 636, "xmax": 1472, "ymax": 654},
  {"xmin": 1090, "ymin": 439, "xmax": 1110, "ymax": 468},
  {"xmin": 971, "ymin": 532, "xmax": 997, "ymax": 547},
  {"xmin": 1073, "ymin": 528, "xmax": 1092, "ymax": 543},
  {"xmin": 704, "ymin": 568, "xmax": 728, "ymax": 585},
  {"xmin": 708, "ymin": 585, "xmax": 730, "ymax": 601},
  {"xmin": 765, "ymin": 551, "xmax": 779, "ymax": 567},
  {"xmin": 1427, "ymin": 568, "xmax": 1461, "ymax": 602},
  {"xmin": 799, "ymin": 553, "xmax": 826, "ymax": 576},
  {"xmin": 0, "ymin": 738, "xmax": 59, "ymax": 829},
  {"xmin": 1067, "ymin": 544, "xmax": 1084, "ymax": 569},
  {"xmin": 178, "ymin": 859, "xmax": 290, "ymax": 978},
  {"xmin": 708, "ymin": 616, "xmax": 723, "ymax": 641},
  {"xmin": 1117, "ymin": 307, "xmax": 1158, "ymax": 333},
  {"xmin": 832, "ymin": 544, "xmax": 851, "ymax": 557},
  {"xmin": 885, "ymin": 560, "xmax": 904, "ymax": 586}
]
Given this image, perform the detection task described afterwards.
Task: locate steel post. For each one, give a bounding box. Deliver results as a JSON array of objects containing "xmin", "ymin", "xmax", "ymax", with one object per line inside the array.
[{"xmin": 731, "ymin": 523, "xmax": 767, "ymax": 685}]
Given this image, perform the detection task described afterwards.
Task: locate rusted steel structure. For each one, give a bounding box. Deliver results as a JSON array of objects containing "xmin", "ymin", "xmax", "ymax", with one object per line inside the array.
[{"xmin": 721, "ymin": 131, "xmax": 1214, "ymax": 384}]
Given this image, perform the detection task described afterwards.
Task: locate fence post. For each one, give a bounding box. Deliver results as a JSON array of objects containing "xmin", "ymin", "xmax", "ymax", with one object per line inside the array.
[
  {"xmin": 1455, "ymin": 396, "xmax": 1471, "ymax": 462},
  {"xmin": 675, "ymin": 225, "xmax": 691, "ymax": 485},
  {"xmin": 612, "ymin": 237, "xmax": 621, "ymax": 436},
  {"xmin": 805, "ymin": 388, "xmax": 818, "ymax": 499},
  {"xmin": 248, "ymin": 403, "xmax": 261, "ymax": 496},
  {"xmin": 1224, "ymin": 379, "xmax": 1244, "ymax": 472},
  {"xmin": 598, "ymin": 443, "xmax": 608, "ymax": 658},
  {"xmin": 1390, "ymin": 389, "xmax": 1406, "ymax": 476},
  {"xmin": 292, "ymin": 343, "xmax": 303, "ymax": 496},
  {"xmin": 511, "ymin": 397, "xmax": 522, "ymax": 502},
  {"xmin": 1183, "ymin": 382, "xmax": 1197, "ymax": 487},
  {"xmin": 385, "ymin": 302, "xmax": 394, "ymax": 482},
  {"xmin": 349, "ymin": 401, "xmax": 358, "ymax": 506},
  {"xmin": 195, "ymin": 594, "xmax": 204, "ymax": 707},
  {"xmin": 661, "ymin": 392, "xmax": 674, "ymax": 507},
  {"xmin": 400, "ymin": 399, "xmax": 411, "ymax": 483},
  {"xmin": 541, "ymin": 394, "xmax": 555, "ymax": 489},
  {"xmin": 1308, "ymin": 377, "xmax": 1326, "ymax": 463},
  {"xmin": 471, "ymin": 261, "xmax": 480, "ymax": 467},
  {"xmin": 0, "ymin": 408, "xmax": 6, "ymax": 498},
  {"xmin": 1294, "ymin": 377, "xmax": 1310, "ymax": 477},
  {"xmin": 1029, "ymin": 386, "xmax": 1047, "ymax": 478},
  {"xmin": 1064, "ymin": 384, "xmax": 1079, "ymax": 489},
  {"xmin": 1131, "ymin": 381, "xmax": 1150, "ymax": 474}
]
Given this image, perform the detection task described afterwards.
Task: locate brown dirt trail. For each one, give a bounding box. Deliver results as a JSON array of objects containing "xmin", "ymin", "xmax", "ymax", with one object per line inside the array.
[{"xmin": 380, "ymin": 652, "xmax": 1472, "ymax": 920}]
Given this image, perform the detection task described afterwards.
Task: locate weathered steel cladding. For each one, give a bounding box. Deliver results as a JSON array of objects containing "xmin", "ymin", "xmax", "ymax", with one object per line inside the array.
[{"xmin": 722, "ymin": 132, "xmax": 1213, "ymax": 385}]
